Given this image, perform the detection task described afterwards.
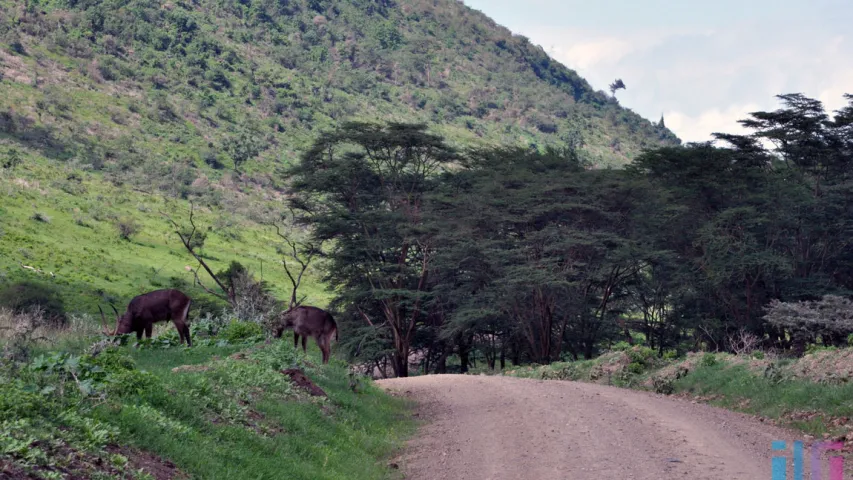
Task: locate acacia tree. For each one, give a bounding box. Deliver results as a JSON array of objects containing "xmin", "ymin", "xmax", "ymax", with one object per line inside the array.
[
  {"xmin": 288, "ymin": 122, "xmax": 457, "ymax": 377},
  {"xmin": 428, "ymin": 147, "xmax": 641, "ymax": 363}
]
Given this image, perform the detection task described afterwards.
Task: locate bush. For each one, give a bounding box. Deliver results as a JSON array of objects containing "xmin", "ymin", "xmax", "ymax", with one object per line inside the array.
[
  {"xmin": 30, "ymin": 212, "xmax": 50, "ymax": 223},
  {"xmin": 115, "ymin": 217, "xmax": 141, "ymax": 240},
  {"xmin": 701, "ymin": 352, "xmax": 718, "ymax": 367},
  {"xmin": 0, "ymin": 281, "xmax": 66, "ymax": 326},
  {"xmin": 662, "ymin": 349, "xmax": 678, "ymax": 360},
  {"xmin": 1, "ymin": 149, "xmax": 22, "ymax": 169},
  {"xmin": 627, "ymin": 346, "xmax": 656, "ymax": 367},
  {"xmin": 627, "ymin": 362, "xmax": 645, "ymax": 374},
  {"xmin": 220, "ymin": 320, "xmax": 264, "ymax": 343},
  {"xmin": 763, "ymin": 362, "xmax": 786, "ymax": 384},
  {"xmin": 652, "ymin": 376, "xmax": 674, "ymax": 395}
]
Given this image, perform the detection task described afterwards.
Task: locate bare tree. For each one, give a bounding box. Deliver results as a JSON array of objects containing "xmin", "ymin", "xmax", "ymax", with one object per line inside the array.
[
  {"xmin": 269, "ymin": 209, "xmax": 323, "ymax": 309},
  {"xmin": 162, "ymin": 202, "xmax": 235, "ymax": 305},
  {"xmin": 726, "ymin": 328, "xmax": 762, "ymax": 356}
]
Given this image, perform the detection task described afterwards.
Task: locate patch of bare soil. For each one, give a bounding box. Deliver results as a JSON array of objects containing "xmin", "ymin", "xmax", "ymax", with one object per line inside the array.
[
  {"xmin": 106, "ymin": 445, "xmax": 187, "ymax": 480},
  {"xmin": 0, "ymin": 444, "xmax": 185, "ymax": 480},
  {"xmin": 281, "ymin": 368, "xmax": 327, "ymax": 397},
  {"xmin": 379, "ymin": 375, "xmax": 811, "ymax": 480}
]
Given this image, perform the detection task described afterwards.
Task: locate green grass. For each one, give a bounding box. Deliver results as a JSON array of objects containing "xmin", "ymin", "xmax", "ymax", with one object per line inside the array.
[
  {"xmin": 673, "ymin": 363, "xmax": 853, "ymax": 435},
  {"xmin": 106, "ymin": 344, "xmax": 413, "ymax": 480},
  {"xmin": 506, "ymin": 348, "xmax": 853, "ymax": 437},
  {"xmin": 0, "ymin": 160, "xmax": 331, "ymax": 315},
  {"xmin": 1, "ymin": 332, "xmax": 414, "ymax": 480}
]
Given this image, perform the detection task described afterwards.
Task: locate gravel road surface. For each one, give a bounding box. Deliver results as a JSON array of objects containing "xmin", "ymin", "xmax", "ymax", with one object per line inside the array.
[{"xmin": 379, "ymin": 374, "xmax": 808, "ymax": 480}]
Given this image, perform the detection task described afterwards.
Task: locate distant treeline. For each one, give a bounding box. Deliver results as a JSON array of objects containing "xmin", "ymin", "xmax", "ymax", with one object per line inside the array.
[{"xmin": 287, "ymin": 93, "xmax": 853, "ymax": 377}]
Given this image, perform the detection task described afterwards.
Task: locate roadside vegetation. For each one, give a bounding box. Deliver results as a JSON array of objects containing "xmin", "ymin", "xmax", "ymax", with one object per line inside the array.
[
  {"xmin": 0, "ymin": 307, "xmax": 413, "ymax": 479},
  {"xmin": 505, "ymin": 342, "xmax": 853, "ymax": 441}
]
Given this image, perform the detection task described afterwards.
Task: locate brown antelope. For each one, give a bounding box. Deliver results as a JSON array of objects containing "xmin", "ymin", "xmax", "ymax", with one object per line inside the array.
[
  {"xmin": 274, "ymin": 306, "xmax": 338, "ymax": 364},
  {"xmin": 100, "ymin": 289, "xmax": 193, "ymax": 346}
]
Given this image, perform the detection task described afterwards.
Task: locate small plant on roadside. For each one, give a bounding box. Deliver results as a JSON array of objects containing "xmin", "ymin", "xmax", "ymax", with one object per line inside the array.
[
  {"xmin": 627, "ymin": 362, "xmax": 645, "ymax": 374},
  {"xmin": 652, "ymin": 375, "xmax": 675, "ymax": 394},
  {"xmin": 701, "ymin": 352, "xmax": 718, "ymax": 367}
]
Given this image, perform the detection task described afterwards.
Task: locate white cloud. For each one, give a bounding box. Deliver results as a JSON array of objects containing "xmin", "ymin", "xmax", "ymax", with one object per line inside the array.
[
  {"xmin": 817, "ymin": 69, "xmax": 853, "ymax": 114},
  {"xmin": 505, "ymin": 17, "xmax": 853, "ymax": 143},
  {"xmin": 663, "ymin": 104, "xmax": 762, "ymax": 143},
  {"xmin": 547, "ymin": 38, "xmax": 634, "ymax": 70}
]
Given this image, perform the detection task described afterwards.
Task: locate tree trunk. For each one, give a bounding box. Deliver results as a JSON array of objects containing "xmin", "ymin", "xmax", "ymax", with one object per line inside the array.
[
  {"xmin": 511, "ymin": 339, "xmax": 521, "ymax": 366},
  {"xmin": 435, "ymin": 351, "xmax": 448, "ymax": 374},
  {"xmin": 459, "ymin": 343, "xmax": 470, "ymax": 374},
  {"xmin": 392, "ymin": 346, "xmax": 409, "ymax": 377}
]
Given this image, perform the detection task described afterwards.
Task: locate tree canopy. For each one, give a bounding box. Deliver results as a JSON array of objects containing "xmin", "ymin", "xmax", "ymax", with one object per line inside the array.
[{"xmin": 288, "ymin": 93, "xmax": 853, "ymax": 376}]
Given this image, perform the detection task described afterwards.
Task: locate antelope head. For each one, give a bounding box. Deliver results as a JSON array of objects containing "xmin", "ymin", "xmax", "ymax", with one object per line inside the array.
[{"xmin": 98, "ymin": 304, "xmax": 130, "ymax": 336}]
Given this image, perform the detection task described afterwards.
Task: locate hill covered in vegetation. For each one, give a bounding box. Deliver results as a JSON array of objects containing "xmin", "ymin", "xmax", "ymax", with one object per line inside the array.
[{"xmin": 0, "ymin": 0, "xmax": 679, "ymax": 314}]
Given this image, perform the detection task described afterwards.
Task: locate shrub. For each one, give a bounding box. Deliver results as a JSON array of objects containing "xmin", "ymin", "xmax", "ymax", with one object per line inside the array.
[
  {"xmin": 700, "ymin": 353, "xmax": 718, "ymax": 367},
  {"xmin": 115, "ymin": 217, "xmax": 141, "ymax": 240},
  {"xmin": 662, "ymin": 349, "xmax": 678, "ymax": 360},
  {"xmin": 652, "ymin": 376, "xmax": 674, "ymax": 395},
  {"xmin": 0, "ymin": 281, "xmax": 66, "ymax": 326},
  {"xmin": 765, "ymin": 295, "xmax": 853, "ymax": 343},
  {"xmin": 30, "ymin": 212, "xmax": 50, "ymax": 223},
  {"xmin": 763, "ymin": 362, "xmax": 786, "ymax": 384},
  {"xmin": 627, "ymin": 346, "xmax": 656, "ymax": 367},
  {"xmin": 220, "ymin": 320, "xmax": 264, "ymax": 343},
  {"xmin": 627, "ymin": 362, "xmax": 645, "ymax": 374},
  {"xmin": 1, "ymin": 149, "xmax": 22, "ymax": 169}
]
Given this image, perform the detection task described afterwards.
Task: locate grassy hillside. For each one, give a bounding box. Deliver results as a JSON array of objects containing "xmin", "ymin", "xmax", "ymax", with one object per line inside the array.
[
  {"xmin": 0, "ymin": 0, "xmax": 678, "ymax": 314},
  {"xmin": 0, "ymin": 163, "xmax": 330, "ymax": 314}
]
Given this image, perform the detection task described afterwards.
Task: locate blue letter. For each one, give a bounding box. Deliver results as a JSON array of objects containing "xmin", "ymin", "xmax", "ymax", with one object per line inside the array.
[{"xmin": 772, "ymin": 441, "xmax": 787, "ymax": 480}]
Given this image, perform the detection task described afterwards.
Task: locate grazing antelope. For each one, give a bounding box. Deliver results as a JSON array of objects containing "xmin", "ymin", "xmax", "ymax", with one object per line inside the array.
[
  {"xmin": 273, "ymin": 306, "xmax": 338, "ymax": 364},
  {"xmin": 100, "ymin": 289, "xmax": 193, "ymax": 346}
]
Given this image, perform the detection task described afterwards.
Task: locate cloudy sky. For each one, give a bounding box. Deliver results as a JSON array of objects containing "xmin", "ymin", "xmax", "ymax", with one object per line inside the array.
[{"xmin": 462, "ymin": 0, "xmax": 852, "ymax": 143}]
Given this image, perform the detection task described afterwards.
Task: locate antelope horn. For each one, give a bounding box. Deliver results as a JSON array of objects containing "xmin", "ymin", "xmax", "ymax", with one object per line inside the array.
[
  {"xmin": 109, "ymin": 304, "xmax": 120, "ymax": 335},
  {"xmin": 98, "ymin": 305, "xmax": 110, "ymax": 335}
]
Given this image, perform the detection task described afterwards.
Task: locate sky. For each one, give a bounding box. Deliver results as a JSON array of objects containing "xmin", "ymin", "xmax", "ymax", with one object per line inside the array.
[{"xmin": 462, "ymin": 0, "xmax": 853, "ymax": 143}]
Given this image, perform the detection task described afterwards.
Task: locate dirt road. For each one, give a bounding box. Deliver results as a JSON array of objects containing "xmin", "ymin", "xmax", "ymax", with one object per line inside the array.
[{"xmin": 378, "ymin": 375, "xmax": 807, "ymax": 480}]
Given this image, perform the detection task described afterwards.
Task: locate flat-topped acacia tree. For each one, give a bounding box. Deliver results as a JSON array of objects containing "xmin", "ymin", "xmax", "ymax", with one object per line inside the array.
[{"xmin": 287, "ymin": 122, "xmax": 458, "ymax": 377}]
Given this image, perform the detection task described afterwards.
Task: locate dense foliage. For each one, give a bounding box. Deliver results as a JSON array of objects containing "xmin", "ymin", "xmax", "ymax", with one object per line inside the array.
[{"xmin": 290, "ymin": 93, "xmax": 853, "ymax": 376}]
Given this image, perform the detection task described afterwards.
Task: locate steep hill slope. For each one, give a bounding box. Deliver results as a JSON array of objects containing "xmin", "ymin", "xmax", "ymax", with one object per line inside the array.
[{"xmin": 0, "ymin": 0, "xmax": 678, "ymax": 313}]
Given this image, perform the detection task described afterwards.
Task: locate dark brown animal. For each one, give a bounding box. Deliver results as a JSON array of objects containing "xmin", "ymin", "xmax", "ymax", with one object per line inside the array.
[
  {"xmin": 274, "ymin": 306, "xmax": 338, "ymax": 364},
  {"xmin": 100, "ymin": 289, "xmax": 193, "ymax": 346}
]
